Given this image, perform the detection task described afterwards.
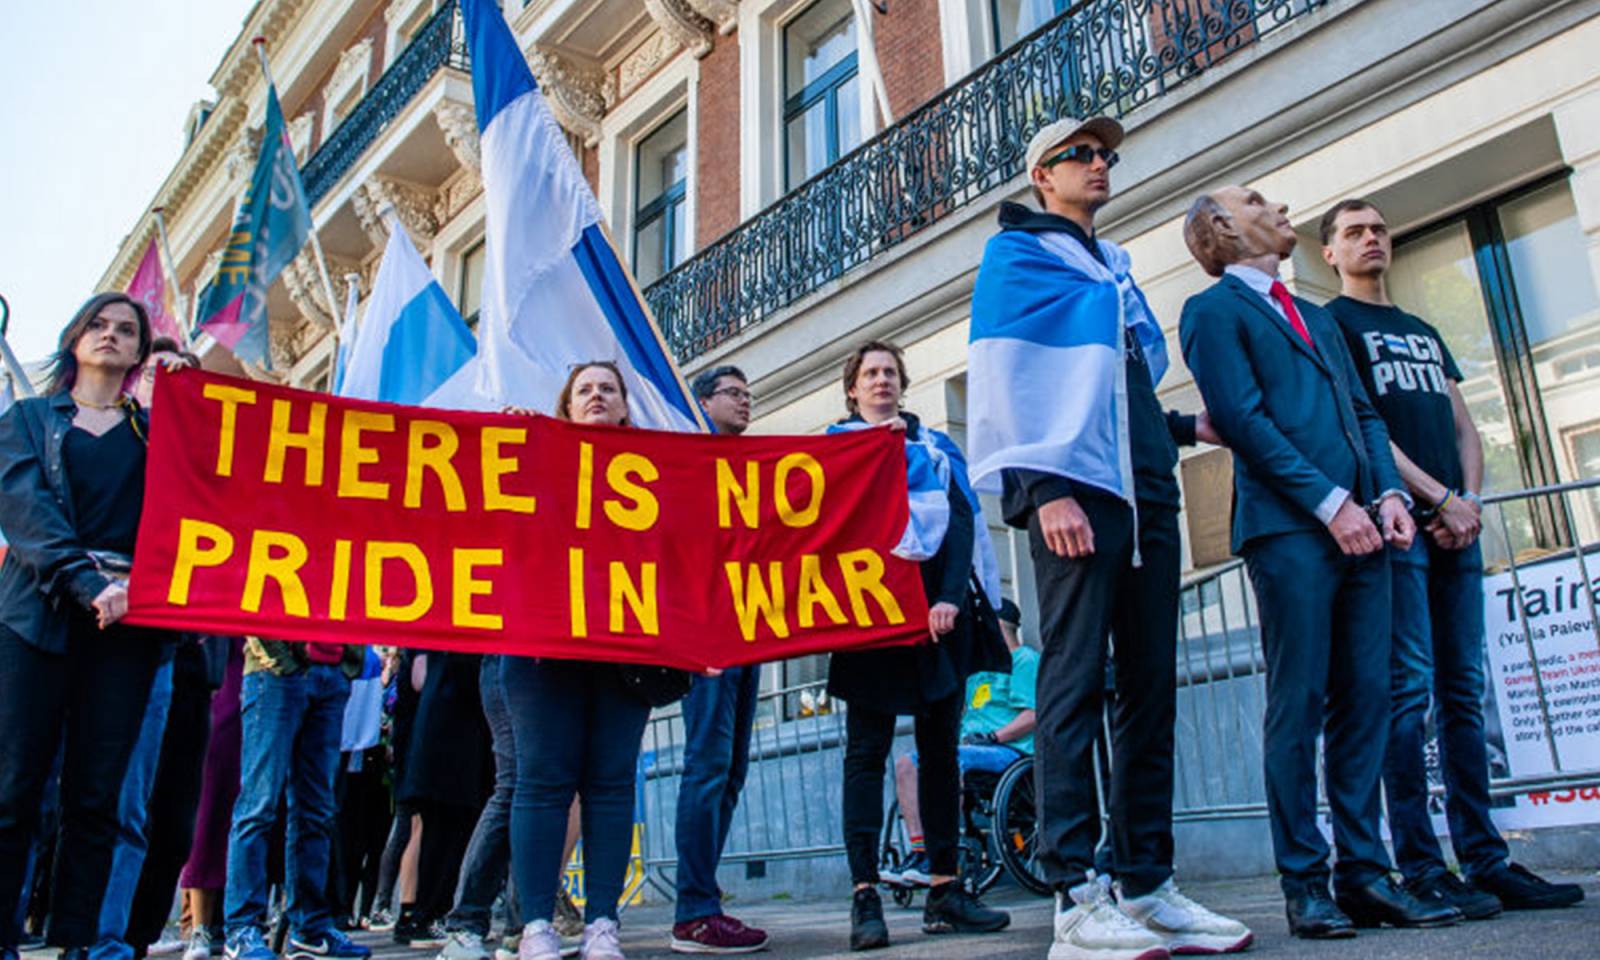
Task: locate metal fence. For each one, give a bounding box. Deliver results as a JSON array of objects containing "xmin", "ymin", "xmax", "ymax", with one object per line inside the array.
[
  {"xmin": 630, "ymin": 478, "xmax": 1600, "ymax": 896},
  {"xmin": 643, "ymin": 0, "xmax": 1331, "ymax": 362}
]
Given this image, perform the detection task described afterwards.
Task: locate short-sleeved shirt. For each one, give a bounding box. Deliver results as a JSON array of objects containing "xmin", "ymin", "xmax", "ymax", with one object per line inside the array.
[
  {"xmin": 961, "ymin": 644, "xmax": 1039, "ymax": 755},
  {"xmin": 1328, "ymin": 296, "xmax": 1465, "ymax": 493}
]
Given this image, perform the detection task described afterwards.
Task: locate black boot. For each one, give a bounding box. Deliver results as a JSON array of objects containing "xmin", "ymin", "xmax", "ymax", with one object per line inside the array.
[
  {"xmin": 1335, "ymin": 874, "xmax": 1461, "ymax": 928},
  {"xmin": 922, "ymin": 881, "xmax": 1010, "ymax": 934},
  {"xmin": 1471, "ymin": 862, "xmax": 1585, "ymax": 910},
  {"xmin": 850, "ymin": 887, "xmax": 890, "ymax": 951},
  {"xmin": 1404, "ymin": 872, "xmax": 1502, "ymax": 920},
  {"xmin": 392, "ymin": 905, "xmax": 420, "ymax": 945}
]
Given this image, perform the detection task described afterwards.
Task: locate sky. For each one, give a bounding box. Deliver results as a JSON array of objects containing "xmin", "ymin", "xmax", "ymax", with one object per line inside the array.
[{"xmin": 0, "ymin": 0, "xmax": 259, "ymax": 366}]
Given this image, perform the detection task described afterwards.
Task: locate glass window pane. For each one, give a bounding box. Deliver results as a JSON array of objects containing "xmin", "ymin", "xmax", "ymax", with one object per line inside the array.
[
  {"xmin": 635, "ymin": 216, "xmax": 666, "ymax": 286},
  {"xmin": 786, "ymin": 0, "xmax": 856, "ymax": 94},
  {"xmin": 836, "ymin": 74, "xmax": 862, "ymax": 159},
  {"xmin": 1504, "ymin": 181, "xmax": 1600, "ymax": 536},
  {"xmin": 1388, "ymin": 221, "xmax": 1530, "ymax": 565},
  {"xmin": 787, "ymin": 101, "xmax": 830, "ymax": 187},
  {"xmin": 636, "ymin": 111, "xmax": 689, "ymax": 211},
  {"xmin": 459, "ymin": 241, "xmax": 485, "ymax": 324},
  {"xmin": 991, "ymin": 0, "xmax": 1060, "ymax": 53},
  {"xmin": 669, "ymin": 198, "xmax": 689, "ymax": 269}
]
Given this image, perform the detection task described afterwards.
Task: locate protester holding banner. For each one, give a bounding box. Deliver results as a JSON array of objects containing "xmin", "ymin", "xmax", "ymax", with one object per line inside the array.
[
  {"xmin": 0, "ymin": 293, "xmax": 172, "ymax": 958},
  {"xmin": 502, "ymin": 362, "xmax": 666, "ymax": 960},
  {"xmin": 669, "ymin": 365, "xmax": 769, "ymax": 955},
  {"xmin": 1321, "ymin": 198, "xmax": 1585, "ymax": 914},
  {"xmin": 825, "ymin": 341, "xmax": 1012, "ymax": 952}
]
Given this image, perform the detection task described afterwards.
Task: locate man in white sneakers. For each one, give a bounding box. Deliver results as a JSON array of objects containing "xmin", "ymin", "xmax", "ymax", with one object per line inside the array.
[{"xmin": 967, "ymin": 117, "xmax": 1252, "ymax": 959}]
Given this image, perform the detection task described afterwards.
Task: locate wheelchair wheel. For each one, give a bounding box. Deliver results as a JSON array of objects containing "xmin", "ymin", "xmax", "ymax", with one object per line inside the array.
[
  {"xmin": 878, "ymin": 798, "xmax": 918, "ymax": 907},
  {"xmin": 958, "ymin": 834, "xmax": 1002, "ymax": 897},
  {"xmin": 988, "ymin": 757, "xmax": 1051, "ymax": 896}
]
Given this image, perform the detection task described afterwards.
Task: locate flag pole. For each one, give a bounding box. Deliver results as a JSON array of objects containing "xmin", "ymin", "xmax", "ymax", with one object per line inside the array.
[
  {"xmin": 0, "ymin": 294, "xmax": 38, "ymax": 399},
  {"xmin": 334, "ymin": 270, "xmax": 362, "ymax": 391},
  {"xmin": 150, "ymin": 207, "xmax": 192, "ymax": 351},
  {"xmin": 251, "ymin": 38, "xmax": 344, "ymax": 350}
]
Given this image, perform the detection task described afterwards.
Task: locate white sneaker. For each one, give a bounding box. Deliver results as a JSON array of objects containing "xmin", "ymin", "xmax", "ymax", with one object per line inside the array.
[
  {"xmin": 184, "ymin": 928, "xmax": 216, "ymax": 960},
  {"xmin": 1118, "ymin": 880, "xmax": 1253, "ymax": 955},
  {"xmin": 149, "ymin": 934, "xmax": 188, "ymax": 957},
  {"xmin": 518, "ymin": 921, "xmax": 563, "ymax": 960},
  {"xmin": 1049, "ymin": 873, "xmax": 1171, "ymax": 960},
  {"xmin": 437, "ymin": 931, "xmax": 490, "ymax": 960},
  {"xmin": 579, "ymin": 918, "xmax": 625, "ymax": 960}
]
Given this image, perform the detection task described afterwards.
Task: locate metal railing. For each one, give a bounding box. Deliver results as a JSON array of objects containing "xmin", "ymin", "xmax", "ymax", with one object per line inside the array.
[
  {"xmin": 629, "ymin": 478, "xmax": 1600, "ymax": 893},
  {"xmin": 301, "ymin": 0, "xmax": 469, "ymax": 207},
  {"xmin": 644, "ymin": 0, "xmax": 1330, "ymax": 362}
]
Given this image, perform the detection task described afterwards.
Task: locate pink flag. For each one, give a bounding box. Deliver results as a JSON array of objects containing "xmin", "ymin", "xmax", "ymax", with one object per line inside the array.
[{"xmin": 127, "ymin": 237, "xmax": 182, "ymax": 342}]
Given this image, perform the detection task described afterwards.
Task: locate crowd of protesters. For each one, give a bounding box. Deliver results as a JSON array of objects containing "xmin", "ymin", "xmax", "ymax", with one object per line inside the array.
[{"xmin": 0, "ymin": 113, "xmax": 1590, "ymax": 960}]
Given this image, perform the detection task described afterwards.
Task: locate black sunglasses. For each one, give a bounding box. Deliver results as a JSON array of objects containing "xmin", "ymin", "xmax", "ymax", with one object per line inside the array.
[{"xmin": 1041, "ymin": 144, "xmax": 1120, "ymax": 169}]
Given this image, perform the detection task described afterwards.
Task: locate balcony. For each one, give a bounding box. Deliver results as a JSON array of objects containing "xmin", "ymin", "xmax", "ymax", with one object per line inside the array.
[
  {"xmin": 301, "ymin": 0, "xmax": 469, "ymax": 207},
  {"xmin": 644, "ymin": 0, "xmax": 1330, "ymax": 363}
]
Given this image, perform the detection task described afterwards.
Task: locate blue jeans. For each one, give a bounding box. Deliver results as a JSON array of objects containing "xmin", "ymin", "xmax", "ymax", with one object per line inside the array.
[
  {"xmin": 502, "ymin": 658, "xmax": 649, "ymax": 925},
  {"xmin": 445, "ymin": 656, "xmax": 517, "ymax": 935},
  {"xmin": 224, "ymin": 666, "xmax": 350, "ymax": 938},
  {"xmin": 672, "ymin": 666, "xmax": 759, "ymax": 923},
  {"xmin": 1383, "ymin": 537, "xmax": 1509, "ymax": 881},
  {"xmin": 90, "ymin": 660, "xmax": 175, "ymax": 960}
]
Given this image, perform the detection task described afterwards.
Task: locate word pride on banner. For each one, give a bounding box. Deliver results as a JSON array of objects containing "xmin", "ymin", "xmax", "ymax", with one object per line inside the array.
[{"xmin": 127, "ymin": 370, "xmax": 930, "ymax": 670}]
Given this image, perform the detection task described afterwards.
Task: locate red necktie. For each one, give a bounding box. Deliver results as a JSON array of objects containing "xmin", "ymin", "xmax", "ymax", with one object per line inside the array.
[{"xmin": 1269, "ymin": 280, "xmax": 1315, "ymax": 349}]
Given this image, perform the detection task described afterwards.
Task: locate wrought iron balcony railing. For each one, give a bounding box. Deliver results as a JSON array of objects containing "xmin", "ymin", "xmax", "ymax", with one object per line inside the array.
[
  {"xmin": 645, "ymin": 0, "xmax": 1329, "ymax": 362},
  {"xmin": 302, "ymin": 0, "xmax": 469, "ymax": 207}
]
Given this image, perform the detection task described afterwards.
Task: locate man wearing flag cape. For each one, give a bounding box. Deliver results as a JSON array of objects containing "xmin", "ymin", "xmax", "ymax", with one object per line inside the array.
[{"xmin": 967, "ymin": 118, "xmax": 1251, "ymax": 960}]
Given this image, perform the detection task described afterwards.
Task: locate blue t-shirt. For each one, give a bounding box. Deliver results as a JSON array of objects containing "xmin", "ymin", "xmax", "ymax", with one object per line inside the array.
[{"xmin": 961, "ymin": 645, "xmax": 1039, "ymax": 754}]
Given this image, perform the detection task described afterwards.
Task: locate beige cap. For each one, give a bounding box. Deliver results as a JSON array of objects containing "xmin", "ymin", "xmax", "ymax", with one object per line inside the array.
[{"xmin": 1024, "ymin": 116, "xmax": 1125, "ymax": 171}]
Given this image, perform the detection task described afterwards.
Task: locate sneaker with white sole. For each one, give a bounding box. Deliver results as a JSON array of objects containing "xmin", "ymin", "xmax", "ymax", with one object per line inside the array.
[
  {"xmin": 184, "ymin": 928, "xmax": 218, "ymax": 960},
  {"xmin": 1050, "ymin": 874, "xmax": 1170, "ymax": 960},
  {"xmin": 436, "ymin": 931, "xmax": 490, "ymax": 960},
  {"xmin": 579, "ymin": 919, "xmax": 625, "ymax": 960},
  {"xmin": 517, "ymin": 922, "xmax": 562, "ymax": 960},
  {"xmin": 1118, "ymin": 880, "xmax": 1253, "ymax": 955}
]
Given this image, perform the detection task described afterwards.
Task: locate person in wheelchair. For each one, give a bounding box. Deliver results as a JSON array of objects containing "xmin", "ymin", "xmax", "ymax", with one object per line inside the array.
[{"xmin": 882, "ymin": 598, "xmax": 1037, "ymax": 887}]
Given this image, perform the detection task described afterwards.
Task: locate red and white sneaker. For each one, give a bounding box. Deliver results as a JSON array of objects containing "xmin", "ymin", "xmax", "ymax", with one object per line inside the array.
[{"xmin": 668, "ymin": 914, "xmax": 769, "ymax": 954}]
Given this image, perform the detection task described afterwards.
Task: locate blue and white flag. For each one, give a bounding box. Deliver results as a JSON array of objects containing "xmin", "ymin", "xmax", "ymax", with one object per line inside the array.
[
  {"xmin": 340, "ymin": 648, "xmax": 385, "ymax": 756},
  {"xmin": 461, "ymin": 0, "xmax": 703, "ymax": 430},
  {"xmin": 338, "ymin": 221, "xmax": 475, "ymax": 406},
  {"xmin": 967, "ymin": 228, "xmax": 1167, "ymax": 506},
  {"xmin": 331, "ymin": 275, "xmax": 362, "ymax": 396},
  {"xmin": 827, "ymin": 420, "xmax": 952, "ymax": 562}
]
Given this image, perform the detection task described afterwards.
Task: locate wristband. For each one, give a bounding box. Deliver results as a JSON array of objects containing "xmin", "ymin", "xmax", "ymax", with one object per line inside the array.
[
  {"xmin": 1461, "ymin": 490, "xmax": 1483, "ymax": 509},
  {"xmin": 1436, "ymin": 489, "xmax": 1455, "ymax": 510}
]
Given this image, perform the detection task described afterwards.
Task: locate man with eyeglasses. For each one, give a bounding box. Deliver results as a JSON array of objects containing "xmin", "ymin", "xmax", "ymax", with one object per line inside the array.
[
  {"xmin": 968, "ymin": 117, "xmax": 1249, "ymax": 960},
  {"xmin": 667, "ymin": 365, "xmax": 767, "ymax": 955}
]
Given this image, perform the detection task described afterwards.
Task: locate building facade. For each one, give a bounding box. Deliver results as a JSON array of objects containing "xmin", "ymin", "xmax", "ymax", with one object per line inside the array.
[{"xmin": 99, "ymin": 0, "xmax": 1600, "ymax": 898}]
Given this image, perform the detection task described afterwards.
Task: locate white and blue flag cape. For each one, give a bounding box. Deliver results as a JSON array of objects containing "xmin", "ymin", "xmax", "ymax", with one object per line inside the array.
[
  {"xmin": 338, "ymin": 221, "xmax": 475, "ymax": 406},
  {"xmin": 967, "ymin": 228, "xmax": 1168, "ymax": 515},
  {"xmin": 461, "ymin": 0, "xmax": 703, "ymax": 431},
  {"xmin": 826, "ymin": 419, "xmax": 1004, "ymax": 605}
]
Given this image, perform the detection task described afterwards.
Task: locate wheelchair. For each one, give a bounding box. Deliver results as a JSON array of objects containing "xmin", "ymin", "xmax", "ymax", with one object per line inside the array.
[{"xmin": 877, "ymin": 753, "xmax": 1050, "ymax": 906}]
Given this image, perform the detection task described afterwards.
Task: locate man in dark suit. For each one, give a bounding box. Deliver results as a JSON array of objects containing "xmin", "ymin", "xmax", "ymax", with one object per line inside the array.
[{"xmin": 1177, "ymin": 186, "xmax": 1458, "ymax": 940}]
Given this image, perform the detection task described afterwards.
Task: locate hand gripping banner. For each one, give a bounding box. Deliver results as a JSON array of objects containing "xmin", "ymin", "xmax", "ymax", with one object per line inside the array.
[{"xmin": 126, "ymin": 370, "xmax": 931, "ymax": 671}]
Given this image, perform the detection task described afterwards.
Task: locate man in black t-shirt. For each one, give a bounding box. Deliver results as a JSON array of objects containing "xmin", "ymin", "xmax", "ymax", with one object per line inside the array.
[{"xmin": 1320, "ymin": 199, "xmax": 1584, "ymax": 916}]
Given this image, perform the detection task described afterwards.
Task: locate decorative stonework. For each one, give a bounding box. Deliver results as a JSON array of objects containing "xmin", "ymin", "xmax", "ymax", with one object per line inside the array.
[
  {"xmin": 685, "ymin": 0, "xmax": 739, "ymax": 35},
  {"xmin": 225, "ymin": 125, "xmax": 264, "ymax": 196},
  {"xmin": 618, "ymin": 30, "xmax": 682, "ymax": 102},
  {"xmin": 384, "ymin": 0, "xmax": 427, "ymax": 26},
  {"xmin": 526, "ymin": 47, "xmax": 611, "ymax": 148},
  {"xmin": 328, "ymin": 38, "xmax": 375, "ymax": 105},
  {"xmin": 353, "ymin": 176, "xmax": 441, "ymax": 250},
  {"xmin": 432, "ymin": 100, "xmax": 481, "ymax": 172},
  {"xmin": 282, "ymin": 249, "xmax": 358, "ymax": 331},
  {"xmin": 644, "ymin": 0, "xmax": 714, "ymax": 58},
  {"xmin": 435, "ymin": 166, "xmax": 483, "ymax": 225},
  {"xmin": 287, "ymin": 111, "xmax": 314, "ymax": 163}
]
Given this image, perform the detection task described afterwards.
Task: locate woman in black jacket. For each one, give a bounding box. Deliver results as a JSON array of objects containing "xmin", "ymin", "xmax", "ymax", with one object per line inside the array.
[
  {"xmin": 0, "ymin": 293, "xmax": 171, "ymax": 958},
  {"xmin": 825, "ymin": 341, "xmax": 1010, "ymax": 951}
]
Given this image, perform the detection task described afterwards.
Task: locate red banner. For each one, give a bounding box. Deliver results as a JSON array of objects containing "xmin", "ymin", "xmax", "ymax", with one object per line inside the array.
[{"xmin": 126, "ymin": 370, "xmax": 930, "ymax": 670}]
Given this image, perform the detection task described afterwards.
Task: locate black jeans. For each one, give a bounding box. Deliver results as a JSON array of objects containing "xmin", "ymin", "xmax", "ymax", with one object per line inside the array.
[
  {"xmin": 330, "ymin": 750, "xmax": 391, "ymax": 923},
  {"xmin": 1029, "ymin": 497, "xmax": 1179, "ymax": 897},
  {"xmin": 842, "ymin": 692, "xmax": 962, "ymax": 885},
  {"xmin": 126, "ymin": 673, "xmax": 214, "ymax": 950},
  {"xmin": 0, "ymin": 617, "xmax": 165, "ymax": 948},
  {"xmin": 413, "ymin": 801, "xmax": 478, "ymax": 923}
]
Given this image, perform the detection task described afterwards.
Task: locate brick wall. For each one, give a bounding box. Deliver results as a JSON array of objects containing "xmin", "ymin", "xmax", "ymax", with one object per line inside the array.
[
  {"xmin": 872, "ymin": 0, "xmax": 945, "ymax": 120},
  {"xmin": 583, "ymin": 143, "xmax": 600, "ymax": 197},
  {"xmin": 695, "ymin": 33, "xmax": 741, "ymax": 247}
]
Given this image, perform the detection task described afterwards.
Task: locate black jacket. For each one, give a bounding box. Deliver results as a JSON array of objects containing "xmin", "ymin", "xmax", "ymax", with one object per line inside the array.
[
  {"xmin": 0, "ymin": 392, "xmax": 149, "ymax": 653},
  {"xmin": 827, "ymin": 414, "xmax": 1002, "ymax": 714}
]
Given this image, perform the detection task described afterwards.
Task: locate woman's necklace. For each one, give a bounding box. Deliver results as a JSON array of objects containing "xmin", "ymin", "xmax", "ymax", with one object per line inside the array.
[{"xmin": 71, "ymin": 392, "xmax": 122, "ymax": 411}]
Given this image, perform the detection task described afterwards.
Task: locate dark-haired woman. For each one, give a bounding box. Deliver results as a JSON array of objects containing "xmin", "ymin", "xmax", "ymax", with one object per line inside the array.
[
  {"xmin": 502, "ymin": 362, "xmax": 659, "ymax": 960},
  {"xmin": 826, "ymin": 341, "xmax": 1011, "ymax": 951},
  {"xmin": 0, "ymin": 293, "xmax": 174, "ymax": 959}
]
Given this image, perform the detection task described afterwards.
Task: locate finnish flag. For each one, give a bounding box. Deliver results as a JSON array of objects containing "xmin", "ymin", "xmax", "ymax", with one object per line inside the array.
[
  {"xmin": 461, "ymin": 0, "xmax": 704, "ymax": 431},
  {"xmin": 338, "ymin": 221, "xmax": 475, "ymax": 405}
]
